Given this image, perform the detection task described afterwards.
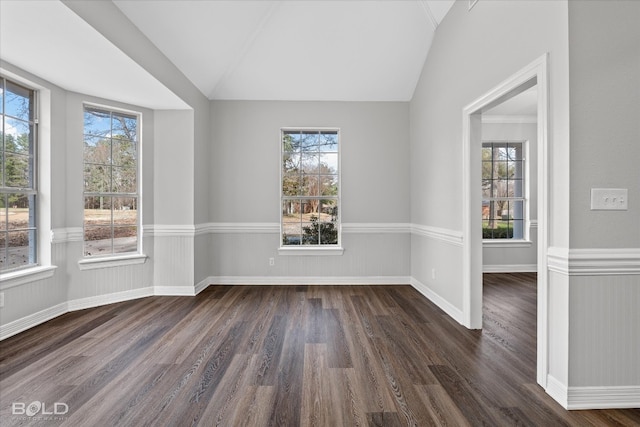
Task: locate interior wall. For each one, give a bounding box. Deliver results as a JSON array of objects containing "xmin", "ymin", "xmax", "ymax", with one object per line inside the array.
[
  {"xmin": 567, "ymin": 0, "xmax": 640, "ymax": 390},
  {"xmin": 409, "ymin": 0, "xmax": 570, "ymax": 319},
  {"xmin": 208, "ymin": 100, "xmax": 411, "ymax": 280},
  {"xmin": 482, "ymin": 122, "xmax": 538, "ymax": 271}
]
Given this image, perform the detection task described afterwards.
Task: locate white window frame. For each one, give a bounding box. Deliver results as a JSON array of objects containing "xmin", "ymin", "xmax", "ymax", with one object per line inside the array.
[
  {"xmin": 481, "ymin": 140, "xmax": 530, "ymax": 245},
  {"xmin": 0, "ymin": 70, "xmax": 55, "ymax": 286},
  {"xmin": 279, "ymin": 128, "xmax": 343, "ymax": 256},
  {"xmin": 1, "ymin": 77, "xmax": 38, "ymax": 272},
  {"xmin": 81, "ymin": 103, "xmax": 143, "ymax": 262}
]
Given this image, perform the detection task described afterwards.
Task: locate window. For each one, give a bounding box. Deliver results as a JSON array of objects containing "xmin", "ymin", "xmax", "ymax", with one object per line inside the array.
[
  {"xmin": 482, "ymin": 141, "xmax": 526, "ymax": 240},
  {"xmin": 281, "ymin": 129, "xmax": 340, "ymax": 247},
  {"xmin": 1, "ymin": 78, "xmax": 38, "ymax": 272},
  {"xmin": 83, "ymin": 106, "xmax": 139, "ymax": 257}
]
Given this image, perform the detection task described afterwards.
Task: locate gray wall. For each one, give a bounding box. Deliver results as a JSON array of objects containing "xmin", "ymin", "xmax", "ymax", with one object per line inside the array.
[
  {"xmin": 410, "ymin": 0, "xmax": 570, "ymax": 313},
  {"xmin": 567, "ymin": 0, "xmax": 640, "ymax": 388},
  {"xmin": 208, "ymin": 100, "xmax": 411, "ymax": 279}
]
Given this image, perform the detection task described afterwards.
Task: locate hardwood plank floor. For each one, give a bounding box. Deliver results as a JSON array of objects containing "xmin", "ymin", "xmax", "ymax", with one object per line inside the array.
[{"xmin": 1, "ymin": 274, "xmax": 639, "ymax": 426}]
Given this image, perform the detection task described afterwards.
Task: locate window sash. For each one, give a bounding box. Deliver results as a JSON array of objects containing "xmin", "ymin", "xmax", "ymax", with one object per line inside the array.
[
  {"xmin": 82, "ymin": 105, "xmax": 140, "ymax": 258},
  {"xmin": 281, "ymin": 129, "xmax": 340, "ymax": 247},
  {"xmin": 1, "ymin": 77, "xmax": 38, "ymax": 272}
]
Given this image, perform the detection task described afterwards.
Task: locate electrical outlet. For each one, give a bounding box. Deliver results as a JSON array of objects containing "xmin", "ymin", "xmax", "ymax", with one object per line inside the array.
[
  {"xmin": 269, "ymin": 257, "xmax": 275, "ymax": 266},
  {"xmin": 591, "ymin": 188, "xmax": 628, "ymax": 210},
  {"xmin": 0, "ymin": 292, "xmax": 4, "ymax": 308}
]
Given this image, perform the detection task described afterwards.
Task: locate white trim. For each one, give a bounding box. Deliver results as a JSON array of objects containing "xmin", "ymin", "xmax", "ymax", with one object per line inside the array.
[
  {"xmin": 0, "ymin": 302, "xmax": 67, "ymax": 341},
  {"xmin": 483, "ymin": 240, "xmax": 533, "ymax": 248},
  {"xmin": 207, "ymin": 276, "xmax": 411, "ymax": 286},
  {"xmin": 342, "ymin": 223, "xmax": 411, "ymax": 234},
  {"xmin": 143, "ymin": 224, "xmax": 195, "ymax": 238},
  {"xmin": 410, "ymin": 277, "xmax": 465, "ymax": 325},
  {"xmin": 481, "ymin": 114, "xmax": 537, "ymax": 124},
  {"xmin": 67, "ymin": 287, "xmax": 154, "ymax": 312},
  {"xmin": 411, "ymin": 224, "xmax": 463, "ymax": 246},
  {"xmin": 78, "ymin": 254, "xmax": 147, "ymax": 270},
  {"xmin": 546, "ymin": 375, "xmax": 569, "ymax": 409},
  {"xmin": 51, "ymin": 227, "xmax": 83, "ymax": 243},
  {"xmin": 196, "ymin": 222, "xmax": 279, "ymax": 235},
  {"xmin": 0, "ymin": 265, "xmax": 57, "ymax": 290},
  {"xmin": 278, "ymin": 247, "xmax": 344, "ymax": 256},
  {"xmin": 567, "ymin": 386, "xmax": 640, "ymax": 410},
  {"xmin": 482, "ymin": 264, "xmax": 537, "ymax": 273},
  {"xmin": 547, "ymin": 247, "xmax": 640, "ymax": 276},
  {"xmin": 462, "ymin": 54, "xmax": 550, "ymax": 387},
  {"xmin": 152, "ymin": 286, "xmax": 198, "ymax": 296}
]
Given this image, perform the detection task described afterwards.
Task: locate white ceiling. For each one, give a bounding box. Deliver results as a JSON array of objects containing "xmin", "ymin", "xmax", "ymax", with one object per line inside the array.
[
  {"xmin": 0, "ymin": 0, "xmax": 188, "ymax": 110},
  {"xmin": 483, "ymin": 86, "xmax": 538, "ymax": 120},
  {"xmin": 1, "ymin": 0, "xmax": 454, "ymax": 106},
  {"xmin": 114, "ymin": 0, "xmax": 454, "ymax": 102}
]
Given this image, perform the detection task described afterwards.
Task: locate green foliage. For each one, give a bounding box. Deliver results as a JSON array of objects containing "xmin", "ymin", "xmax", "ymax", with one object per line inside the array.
[{"xmin": 303, "ymin": 215, "xmax": 338, "ymax": 245}]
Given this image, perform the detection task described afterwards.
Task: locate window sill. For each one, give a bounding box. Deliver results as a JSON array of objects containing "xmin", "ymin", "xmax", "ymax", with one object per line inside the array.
[
  {"xmin": 483, "ymin": 240, "xmax": 532, "ymax": 248},
  {"xmin": 78, "ymin": 254, "xmax": 148, "ymax": 271},
  {"xmin": 278, "ymin": 247, "xmax": 344, "ymax": 256},
  {"xmin": 0, "ymin": 265, "xmax": 58, "ymax": 290}
]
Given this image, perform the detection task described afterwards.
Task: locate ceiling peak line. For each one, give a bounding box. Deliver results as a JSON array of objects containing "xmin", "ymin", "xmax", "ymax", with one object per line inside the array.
[
  {"xmin": 209, "ymin": 0, "xmax": 282, "ymax": 100},
  {"xmin": 418, "ymin": 0, "xmax": 438, "ymax": 30}
]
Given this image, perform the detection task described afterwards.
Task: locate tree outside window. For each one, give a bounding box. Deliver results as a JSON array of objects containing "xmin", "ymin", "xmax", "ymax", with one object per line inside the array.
[{"xmin": 281, "ymin": 130, "xmax": 339, "ymax": 246}]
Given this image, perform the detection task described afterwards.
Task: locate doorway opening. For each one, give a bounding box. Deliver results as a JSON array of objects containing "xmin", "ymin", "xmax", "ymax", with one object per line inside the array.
[{"xmin": 462, "ymin": 54, "xmax": 549, "ymax": 388}]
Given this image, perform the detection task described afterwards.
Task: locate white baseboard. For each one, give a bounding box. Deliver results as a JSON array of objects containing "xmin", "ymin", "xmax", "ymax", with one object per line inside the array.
[
  {"xmin": 567, "ymin": 385, "xmax": 640, "ymax": 410},
  {"xmin": 0, "ymin": 302, "xmax": 68, "ymax": 341},
  {"xmin": 483, "ymin": 264, "xmax": 537, "ymax": 273},
  {"xmin": 206, "ymin": 276, "xmax": 411, "ymax": 286},
  {"xmin": 546, "ymin": 374, "xmax": 569, "ymax": 409},
  {"xmin": 67, "ymin": 287, "xmax": 154, "ymax": 311},
  {"xmin": 153, "ymin": 286, "xmax": 198, "ymax": 296},
  {"xmin": 410, "ymin": 277, "xmax": 465, "ymax": 325}
]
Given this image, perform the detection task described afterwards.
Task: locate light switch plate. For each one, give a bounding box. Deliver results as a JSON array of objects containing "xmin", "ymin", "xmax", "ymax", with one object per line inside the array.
[{"xmin": 590, "ymin": 188, "xmax": 628, "ymax": 210}]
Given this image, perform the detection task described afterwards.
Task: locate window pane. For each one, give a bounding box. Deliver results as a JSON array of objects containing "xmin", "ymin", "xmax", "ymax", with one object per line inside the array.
[
  {"xmin": 84, "ymin": 135, "xmax": 111, "ymax": 165},
  {"xmin": 4, "ymin": 118, "xmax": 32, "ymax": 155},
  {"xmin": 301, "ymin": 153, "xmax": 318, "ymax": 174},
  {"xmin": 84, "ymin": 196, "xmax": 112, "ymax": 225},
  {"xmin": 6, "ymin": 230, "xmax": 31, "ymax": 269},
  {"xmin": 283, "ymin": 173, "xmax": 301, "ymax": 196},
  {"xmin": 282, "ymin": 200, "xmax": 302, "ymax": 245},
  {"xmin": 0, "ymin": 194, "xmax": 6, "ymax": 232},
  {"xmin": 112, "ymin": 167, "xmax": 136, "ymax": 193},
  {"xmin": 320, "ymin": 175, "xmax": 338, "ymax": 196},
  {"xmin": 301, "ymin": 222, "xmax": 318, "ymax": 245},
  {"xmin": 319, "ymin": 152, "xmax": 338, "ymax": 173},
  {"xmin": 84, "ymin": 107, "xmax": 111, "ymax": 137},
  {"xmin": 0, "ymin": 84, "xmax": 4, "ymax": 114},
  {"xmin": 5, "ymin": 80, "xmax": 33, "ymax": 121},
  {"xmin": 84, "ymin": 164, "xmax": 111, "ymax": 193},
  {"xmin": 304, "ymin": 175, "xmax": 320, "ymax": 197},
  {"xmin": 112, "ymin": 113, "xmax": 137, "ymax": 141},
  {"xmin": 507, "ymin": 179, "xmax": 523, "ymax": 198},
  {"xmin": 113, "ymin": 226, "xmax": 137, "ymax": 254},
  {"xmin": 113, "ymin": 197, "xmax": 137, "ymax": 226},
  {"xmin": 283, "ymin": 153, "xmax": 301, "ymax": 174},
  {"xmin": 300, "ymin": 132, "xmax": 319, "ymax": 152},
  {"xmin": 4, "ymin": 153, "xmax": 31, "ymax": 188},
  {"xmin": 84, "ymin": 226, "xmax": 113, "ymax": 256},
  {"xmin": 112, "ymin": 139, "xmax": 136, "ymax": 167},
  {"xmin": 319, "ymin": 132, "xmax": 338, "ymax": 152},
  {"xmin": 283, "ymin": 132, "xmax": 301, "ymax": 153},
  {"xmin": 318, "ymin": 221, "xmax": 338, "ymax": 245}
]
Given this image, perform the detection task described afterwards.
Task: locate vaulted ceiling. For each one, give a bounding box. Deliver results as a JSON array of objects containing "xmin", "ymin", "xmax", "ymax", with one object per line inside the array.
[{"xmin": 0, "ymin": 0, "xmax": 454, "ymax": 108}]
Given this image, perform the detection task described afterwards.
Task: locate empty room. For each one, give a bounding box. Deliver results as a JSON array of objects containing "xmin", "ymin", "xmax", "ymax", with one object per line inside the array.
[{"xmin": 1, "ymin": 0, "xmax": 639, "ymax": 425}]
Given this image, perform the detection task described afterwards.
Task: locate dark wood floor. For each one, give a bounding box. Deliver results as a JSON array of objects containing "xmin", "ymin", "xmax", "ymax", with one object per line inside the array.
[{"xmin": 1, "ymin": 273, "xmax": 639, "ymax": 426}]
